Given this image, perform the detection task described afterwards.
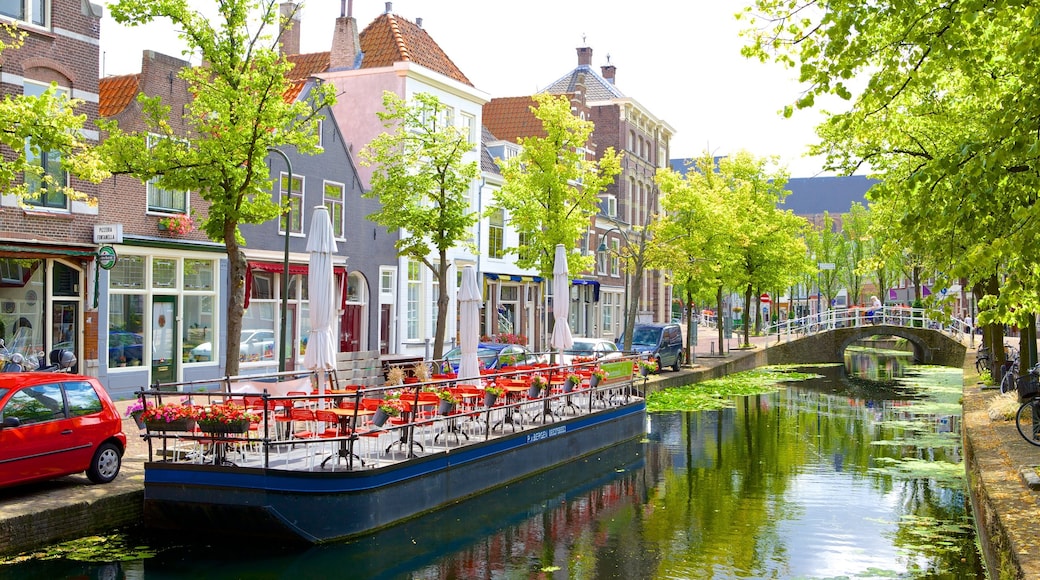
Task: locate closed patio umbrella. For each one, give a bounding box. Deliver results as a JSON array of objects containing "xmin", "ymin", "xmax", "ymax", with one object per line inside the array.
[
  {"xmin": 550, "ymin": 244, "xmax": 574, "ymax": 353},
  {"xmin": 302, "ymin": 206, "xmax": 338, "ymax": 409},
  {"xmin": 457, "ymin": 265, "xmax": 481, "ymax": 383}
]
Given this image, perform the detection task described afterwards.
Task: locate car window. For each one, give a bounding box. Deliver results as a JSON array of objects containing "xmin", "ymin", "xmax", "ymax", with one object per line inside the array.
[
  {"xmin": 65, "ymin": 381, "xmax": 103, "ymax": 417},
  {"xmin": 632, "ymin": 327, "xmax": 661, "ymax": 345},
  {"xmin": 2, "ymin": 384, "xmax": 65, "ymax": 425}
]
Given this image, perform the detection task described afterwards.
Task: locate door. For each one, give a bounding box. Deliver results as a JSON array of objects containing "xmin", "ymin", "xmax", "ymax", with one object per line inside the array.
[
  {"xmin": 341, "ymin": 304, "xmax": 362, "ymax": 352},
  {"xmin": 51, "ymin": 302, "xmax": 79, "ymax": 374},
  {"xmin": 380, "ymin": 304, "xmax": 391, "ymax": 355},
  {"xmin": 151, "ymin": 296, "xmax": 177, "ymax": 385}
]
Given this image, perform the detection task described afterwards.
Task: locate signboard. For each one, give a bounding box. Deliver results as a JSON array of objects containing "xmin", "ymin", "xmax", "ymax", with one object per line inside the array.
[
  {"xmin": 93, "ymin": 224, "xmax": 123, "ymax": 244},
  {"xmin": 97, "ymin": 246, "xmax": 118, "ymax": 270},
  {"xmin": 600, "ymin": 360, "xmax": 634, "ymax": 383},
  {"xmin": 818, "ymin": 262, "xmax": 835, "ymax": 270}
]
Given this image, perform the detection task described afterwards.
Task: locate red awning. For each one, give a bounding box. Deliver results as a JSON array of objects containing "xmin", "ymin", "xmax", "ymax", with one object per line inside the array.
[{"xmin": 244, "ymin": 261, "xmax": 346, "ymax": 308}]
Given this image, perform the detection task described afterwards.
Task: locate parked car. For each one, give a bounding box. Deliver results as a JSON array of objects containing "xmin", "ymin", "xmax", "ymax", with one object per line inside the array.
[
  {"xmin": 0, "ymin": 373, "xmax": 126, "ymax": 488},
  {"xmin": 443, "ymin": 342, "xmax": 544, "ymax": 372},
  {"xmin": 616, "ymin": 322, "xmax": 684, "ymax": 371},
  {"xmin": 190, "ymin": 329, "xmax": 276, "ymax": 362},
  {"xmin": 561, "ymin": 338, "xmax": 623, "ymax": 365}
]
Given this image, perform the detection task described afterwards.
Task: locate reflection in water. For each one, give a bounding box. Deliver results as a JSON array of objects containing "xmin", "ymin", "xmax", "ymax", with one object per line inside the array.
[
  {"xmin": 845, "ymin": 343, "xmax": 914, "ymax": 382},
  {"xmin": 1, "ymin": 365, "xmax": 982, "ymax": 578}
]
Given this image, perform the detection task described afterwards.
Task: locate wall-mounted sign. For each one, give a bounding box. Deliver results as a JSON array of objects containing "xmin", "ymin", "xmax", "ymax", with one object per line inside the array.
[
  {"xmin": 98, "ymin": 246, "xmax": 118, "ymax": 270},
  {"xmin": 93, "ymin": 224, "xmax": 123, "ymax": 244}
]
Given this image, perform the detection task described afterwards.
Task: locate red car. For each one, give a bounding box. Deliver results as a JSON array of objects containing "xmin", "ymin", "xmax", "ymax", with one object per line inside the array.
[{"xmin": 0, "ymin": 373, "xmax": 126, "ymax": 488}]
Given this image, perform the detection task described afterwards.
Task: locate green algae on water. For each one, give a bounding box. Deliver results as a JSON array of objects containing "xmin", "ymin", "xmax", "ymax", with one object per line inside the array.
[{"xmin": 646, "ymin": 366, "xmax": 821, "ymax": 412}]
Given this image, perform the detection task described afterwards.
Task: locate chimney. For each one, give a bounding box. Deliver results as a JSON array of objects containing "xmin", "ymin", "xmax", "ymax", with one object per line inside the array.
[
  {"xmin": 278, "ymin": 2, "xmax": 301, "ymax": 56},
  {"xmin": 416, "ymin": 17, "xmax": 422, "ymax": 28},
  {"xmin": 330, "ymin": 13, "xmax": 361, "ymax": 70},
  {"xmin": 385, "ymin": 2, "xmax": 392, "ymax": 13},
  {"xmin": 577, "ymin": 46, "xmax": 592, "ymax": 66},
  {"xmin": 601, "ymin": 63, "xmax": 616, "ymax": 84}
]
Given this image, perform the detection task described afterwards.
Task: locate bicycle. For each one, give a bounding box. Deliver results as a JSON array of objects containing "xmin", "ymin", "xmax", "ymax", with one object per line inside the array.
[
  {"xmin": 1016, "ymin": 363, "xmax": 1040, "ymax": 446},
  {"xmin": 975, "ymin": 346, "xmax": 990, "ymax": 375},
  {"xmin": 1000, "ymin": 353, "xmax": 1021, "ymax": 395}
]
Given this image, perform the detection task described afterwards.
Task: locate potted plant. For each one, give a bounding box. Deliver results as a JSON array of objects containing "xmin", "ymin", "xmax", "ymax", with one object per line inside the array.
[
  {"xmin": 483, "ymin": 384, "xmax": 504, "ymax": 408},
  {"xmin": 195, "ymin": 403, "xmax": 260, "ymax": 434},
  {"xmin": 412, "ymin": 361, "xmax": 432, "ymax": 383},
  {"xmin": 564, "ymin": 373, "xmax": 582, "ymax": 393},
  {"xmin": 124, "ymin": 399, "xmax": 153, "ymax": 429},
  {"xmin": 141, "ymin": 403, "xmax": 197, "ymax": 431},
  {"xmin": 637, "ymin": 359, "xmax": 658, "ymax": 377},
  {"xmin": 435, "ymin": 388, "xmax": 457, "ymax": 415},
  {"xmin": 386, "ymin": 366, "xmax": 406, "ymax": 386},
  {"xmin": 589, "ymin": 368, "xmax": 608, "ymax": 389},
  {"xmin": 373, "ymin": 397, "xmax": 406, "ymax": 427},
  {"xmin": 157, "ymin": 213, "xmax": 194, "ymax": 235},
  {"xmin": 527, "ymin": 375, "xmax": 548, "ymax": 399}
]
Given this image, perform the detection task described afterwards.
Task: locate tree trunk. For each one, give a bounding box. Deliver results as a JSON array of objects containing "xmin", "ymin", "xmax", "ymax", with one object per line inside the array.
[
  {"xmin": 743, "ymin": 283, "xmax": 753, "ymax": 346},
  {"xmin": 622, "ymin": 256, "xmax": 645, "ymax": 353},
  {"xmin": 224, "ymin": 241, "xmax": 247, "ymax": 378},
  {"xmin": 432, "ymin": 250, "xmax": 450, "ymax": 360},
  {"xmin": 714, "ymin": 287, "xmax": 726, "ymax": 355},
  {"xmin": 684, "ymin": 285, "xmax": 695, "ymax": 365}
]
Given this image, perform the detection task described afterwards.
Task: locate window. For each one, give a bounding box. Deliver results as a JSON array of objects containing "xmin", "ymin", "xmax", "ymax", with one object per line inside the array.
[
  {"xmin": 406, "ymin": 261, "xmax": 422, "ymax": 340},
  {"xmin": 316, "ymin": 119, "xmax": 323, "ymax": 148},
  {"xmin": 146, "ymin": 135, "xmax": 188, "ymax": 214},
  {"xmin": 279, "ymin": 173, "xmax": 303, "ymax": 234},
  {"xmin": 460, "ymin": 112, "xmax": 476, "ymax": 144},
  {"xmin": 22, "ymin": 81, "xmax": 67, "ymax": 208},
  {"xmin": 488, "ymin": 209, "xmax": 505, "ymax": 259},
  {"xmin": 611, "ymin": 240, "xmax": 620, "ymax": 276},
  {"xmin": 3, "ymin": 384, "xmax": 63, "ymax": 425},
  {"xmin": 0, "ymin": 0, "xmax": 47, "ymax": 27},
  {"xmin": 152, "ymin": 258, "xmax": 177, "ymax": 289},
  {"xmin": 324, "ymin": 181, "xmax": 345, "ymax": 238},
  {"xmin": 380, "ymin": 269, "xmax": 394, "ymax": 296},
  {"xmin": 65, "ymin": 381, "xmax": 102, "ymax": 417},
  {"xmin": 602, "ymin": 293, "xmax": 613, "ymax": 334},
  {"xmin": 603, "ymin": 195, "xmax": 617, "ymax": 218}
]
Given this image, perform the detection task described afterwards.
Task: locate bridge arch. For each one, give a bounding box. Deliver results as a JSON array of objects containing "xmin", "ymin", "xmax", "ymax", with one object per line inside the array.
[
  {"xmin": 837, "ymin": 326, "xmax": 932, "ymax": 363},
  {"xmin": 758, "ymin": 324, "xmax": 967, "ymax": 368}
]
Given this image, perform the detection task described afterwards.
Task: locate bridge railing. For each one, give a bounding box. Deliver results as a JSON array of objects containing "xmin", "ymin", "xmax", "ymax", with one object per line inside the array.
[{"xmin": 764, "ymin": 306, "xmax": 969, "ymax": 341}]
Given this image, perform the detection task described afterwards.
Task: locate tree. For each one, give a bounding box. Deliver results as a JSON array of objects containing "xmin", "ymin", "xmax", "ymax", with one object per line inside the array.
[
  {"xmin": 360, "ymin": 91, "xmax": 478, "ymax": 360},
  {"xmin": 655, "ymin": 154, "xmax": 740, "ymax": 357},
  {"xmin": 494, "ymin": 93, "xmax": 622, "ymax": 280},
  {"xmin": 100, "ymin": 0, "xmax": 335, "ymax": 377},
  {"xmin": 838, "ymin": 202, "xmax": 870, "ymax": 307},
  {"xmin": 806, "ymin": 212, "xmax": 842, "ymax": 312},
  {"xmin": 0, "ymin": 25, "xmax": 106, "ymax": 201}
]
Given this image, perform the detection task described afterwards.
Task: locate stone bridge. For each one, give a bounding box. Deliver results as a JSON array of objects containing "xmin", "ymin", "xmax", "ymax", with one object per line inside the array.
[{"xmin": 762, "ymin": 324, "xmax": 967, "ymax": 367}]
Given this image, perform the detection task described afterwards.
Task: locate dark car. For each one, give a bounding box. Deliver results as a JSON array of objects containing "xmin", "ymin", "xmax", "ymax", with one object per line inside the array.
[
  {"xmin": 443, "ymin": 342, "xmax": 543, "ymax": 371},
  {"xmin": 616, "ymin": 323, "xmax": 684, "ymax": 371},
  {"xmin": 0, "ymin": 373, "xmax": 126, "ymax": 488}
]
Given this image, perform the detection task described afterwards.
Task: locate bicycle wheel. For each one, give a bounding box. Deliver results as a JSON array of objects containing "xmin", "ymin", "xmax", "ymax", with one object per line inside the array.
[
  {"xmin": 1001, "ymin": 368, "xmax": 1018, "ymax": 394},
  {"xmin": 976, "ymin": 355, "xmax": 990, "ymax": 375},
  {"xmin": 1016, "ymin": 399, "xmax": 1040, "ymax": 447}
]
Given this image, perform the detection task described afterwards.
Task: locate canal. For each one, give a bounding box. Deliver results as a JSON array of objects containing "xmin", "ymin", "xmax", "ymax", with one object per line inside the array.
[{"xmin": 1, "ymin": 355, "xmax": 982, "ymax": 578}]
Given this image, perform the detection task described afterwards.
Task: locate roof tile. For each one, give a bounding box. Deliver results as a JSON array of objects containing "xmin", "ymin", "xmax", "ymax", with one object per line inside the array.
[
  {"xmin": 98, "ymin": 73, "xmax": 141, "ymax": 117},
  {"xmin": 482, "ymin": 96, "xmax": 542, "ymax": 144},
  {"xmin": 359, "ymin": 13, "xmax": 471, "ymax": 86}
]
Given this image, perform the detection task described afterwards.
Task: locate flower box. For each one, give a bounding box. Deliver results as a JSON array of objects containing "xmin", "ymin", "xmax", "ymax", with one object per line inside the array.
[
  {"xmin": 144, "ymin": 418, "xmax": 195, "ymax": 432},
  {"xmin": 198, "ymin": 419, "xmax": 250, "ymax": 434}
]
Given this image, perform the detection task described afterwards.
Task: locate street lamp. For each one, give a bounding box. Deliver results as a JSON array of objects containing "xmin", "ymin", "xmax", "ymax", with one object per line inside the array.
[
  {"xmin": 267, "ymin": 147, "xmax": 292, "ymax": 373},
  {"xmin": 597, "ymin": 226, "xmax": 632, "ymax": 351}
]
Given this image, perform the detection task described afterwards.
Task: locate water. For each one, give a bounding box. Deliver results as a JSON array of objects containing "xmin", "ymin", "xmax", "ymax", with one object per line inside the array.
[{"xmin": 0, "ymin": 362, "xmax": 982, "ymax": 579}]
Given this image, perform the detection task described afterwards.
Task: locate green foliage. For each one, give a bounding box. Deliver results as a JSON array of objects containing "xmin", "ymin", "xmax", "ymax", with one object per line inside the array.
[
  {"xmin": 0, "ymin": 23, "xmax": 107, "ymax": 202},
  {"xmin": 493, "ymin": 93, "xmax": 622, "ymax": 279},
  {"xmin": 102, "ymin": 0, "xmax": 335, "ymax": 376},
  {"xmin": 359, "ymin": 91, "xmax": 478, "ymax": 359}
]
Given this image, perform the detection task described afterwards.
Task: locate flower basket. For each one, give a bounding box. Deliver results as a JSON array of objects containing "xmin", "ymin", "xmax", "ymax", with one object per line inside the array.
[
  {"xmin": 527, "ymin": 377, "xmax": 548, "ymax": 399},
  {"xmin": 198, "ymin": 419, "xmax": 250, "ymax": 434},
  {"xmin": 438, "ymin": 400, "xmax": 455, "ymax": 415},
  {"xmin": 484, "ymin": 392, "xmax": 499, "ymax": 408},
  {"xmin": 590, "ymin": 371, "xmax": 607, "ymax": 388},
  {"xmin": 144, "ymin": 418, "xmax": 195, "ymax": 432},
  {"xmin": 564, "ymin": 375, "xmax": 581, "ymax": 393},
  {"xmin": 130, "ymin": 410, "xmax": 146, "ymax": 430},
  {"xmin": 372, "ymin": 407, "xmax": 390, "ymax": 427}
]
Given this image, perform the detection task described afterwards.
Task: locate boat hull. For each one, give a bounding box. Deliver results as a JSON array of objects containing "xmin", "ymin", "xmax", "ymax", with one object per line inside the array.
[{"xmin": 144, "ymin": 399, "xmax": 645, "ymax": 543}]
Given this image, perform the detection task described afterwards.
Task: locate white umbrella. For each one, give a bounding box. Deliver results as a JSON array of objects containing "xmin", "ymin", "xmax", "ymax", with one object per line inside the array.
[
  {"xmin": 302, "ymin": 206, "xmax": 338, "ymax": 409},
  {"xmin": 550, "ymin": 244, "xmax": 574, "ymax": 352},
  {"xmin": 457, "ymin": 265, "xmax": 481, "ymax": 383}
]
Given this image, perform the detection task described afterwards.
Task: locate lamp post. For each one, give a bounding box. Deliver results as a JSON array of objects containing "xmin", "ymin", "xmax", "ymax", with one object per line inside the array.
[
  {"xmin": 597, "ymin": 226, "xmax": 632, "ymax": 351},
  {"xmin": 267, "ymin": 147, "xmax": 292, "ymax": 373}
]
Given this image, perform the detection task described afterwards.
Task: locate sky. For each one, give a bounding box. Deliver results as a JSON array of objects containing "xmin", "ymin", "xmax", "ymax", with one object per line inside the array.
[{"xmin": 99, "ymin": 0, "xmax": 838, "ymax": 177}]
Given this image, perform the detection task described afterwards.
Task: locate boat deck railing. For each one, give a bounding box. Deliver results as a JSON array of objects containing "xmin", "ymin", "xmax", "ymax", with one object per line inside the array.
[{"xmin": 135, "ymin": 358, "xmax": 647, "ymax": 472}]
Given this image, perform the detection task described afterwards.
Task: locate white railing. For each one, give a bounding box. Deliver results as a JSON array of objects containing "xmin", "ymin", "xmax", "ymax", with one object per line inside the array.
[{"xmin": 763, "ymin": 306, "xmax": 970, "ymax": 341}]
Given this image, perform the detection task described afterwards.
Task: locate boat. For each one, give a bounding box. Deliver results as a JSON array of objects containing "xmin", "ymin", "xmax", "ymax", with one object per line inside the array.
[{"xmin": 139, "ymin": 360, "xmax": 646, "ymax": 544}]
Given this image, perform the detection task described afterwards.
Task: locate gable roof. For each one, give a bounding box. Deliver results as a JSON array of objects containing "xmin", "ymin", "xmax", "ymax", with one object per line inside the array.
[
  {"xmin": 542, "ymin": 65, "xmax": 624, "ymax": 101},
  {"xmin": 482, "ymin": 96, "xmax": 542, "ymax": 144},
  {"xmin": 357, "ymin": 13, "xmax": 471, "ymax": 86},
  {"xmin": 98, "ymin": 73, "xmax": 140, "ymax": 117},
  {"xmin": 782, "ymin": 175, "xmax": 877, "ymax": 215},
  {"xmin": 481, "ymin": 126, "xmax": 500, "ymax": 175}
]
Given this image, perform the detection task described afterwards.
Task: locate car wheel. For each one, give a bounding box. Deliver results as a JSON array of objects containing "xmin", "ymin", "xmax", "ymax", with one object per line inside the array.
[
  {"xmin": 655, "ymin": 356, "xmax": 663, "ymax": 374},
  {"xmin": 672, "ymin": 351, "xmax": 683, "ymax": 372},
  {"xmin": 87, "ymin": 442, "xmax": 122, "ymax": 484}
]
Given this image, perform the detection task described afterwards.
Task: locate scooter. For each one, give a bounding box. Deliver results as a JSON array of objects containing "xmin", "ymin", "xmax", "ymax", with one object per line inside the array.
[
  {"xmin": 36, "ymin": 348, "xmax": 77, "ymax": 373},
  {"xmin": 0, "ymin": 339, "xmax": 74, "ymax": 372}
]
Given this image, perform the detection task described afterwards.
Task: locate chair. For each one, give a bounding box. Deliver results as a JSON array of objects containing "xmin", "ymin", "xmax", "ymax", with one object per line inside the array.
[
  {"xmin": 315, "ymin": 408, "xmax": 355, "ymax": 469},
  {"xmin": 289, "ymin": 408, "xmax": 319, "ymax": 468}
]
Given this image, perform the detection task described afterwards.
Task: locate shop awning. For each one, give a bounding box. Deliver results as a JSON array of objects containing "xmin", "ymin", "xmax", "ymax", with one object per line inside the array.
[
  {"xmin": 0, "ymin": 244, "xmax": 97, "ymax": 259},
  {"xmin": 572, "ymin": 279, "xmax": 600, "ymax": 301},
  {"xmin": 483, "ymin": 273, "xmax": 544, "ymax": 283},
  {"xmin": 244, "ymin": 261, "xmax": 346, "ymax": 308}
]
